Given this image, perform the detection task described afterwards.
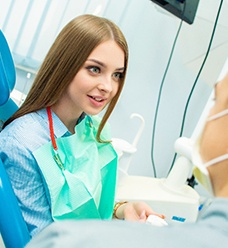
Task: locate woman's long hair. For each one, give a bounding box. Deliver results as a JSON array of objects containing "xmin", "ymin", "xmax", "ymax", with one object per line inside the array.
[{"xmin": 4, "ymin": 14, "xmax": 128, "ymax": 142}]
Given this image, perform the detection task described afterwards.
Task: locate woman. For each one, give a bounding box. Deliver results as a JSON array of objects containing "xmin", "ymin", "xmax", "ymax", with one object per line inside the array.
[{"xmin": 0, "ymin": 14, "xmax": 159, "ymax": 237}]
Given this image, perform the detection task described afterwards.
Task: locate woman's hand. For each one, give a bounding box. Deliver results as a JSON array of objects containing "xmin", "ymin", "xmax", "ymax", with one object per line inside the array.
[{"xmin": 114, "ymin": 201, "xmax": 165, "ymax": 222}]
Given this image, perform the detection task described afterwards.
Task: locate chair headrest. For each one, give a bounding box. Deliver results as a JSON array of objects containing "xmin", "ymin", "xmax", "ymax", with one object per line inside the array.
[{"xmin": 0, "ymin": 30, "xmax": 16, "ymax": 106}]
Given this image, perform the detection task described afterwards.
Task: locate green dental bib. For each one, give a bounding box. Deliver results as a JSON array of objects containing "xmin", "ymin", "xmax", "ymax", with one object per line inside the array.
[{"xmin": 33, "ymin": 115, "xmax": 118, "ymax": 221}]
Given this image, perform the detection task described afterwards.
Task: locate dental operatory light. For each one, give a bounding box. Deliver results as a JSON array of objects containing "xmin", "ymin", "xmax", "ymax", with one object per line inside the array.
[{"xmin": 150, "ymin": 0, "xmax": 200, "ymax": 24}]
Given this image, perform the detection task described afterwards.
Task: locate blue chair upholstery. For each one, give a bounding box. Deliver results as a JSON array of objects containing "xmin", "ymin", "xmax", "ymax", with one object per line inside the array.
[
  {"xmin": 0, "ymin": 30, "xmax": 18, "ymax": 128},
  {"xmin": 0, "ymin": 159, "xmax": 31, "ymax": 248},
  {"xmin": 0, "ymin": 30, "xmax": 31, "ymax": 247},
  {"xmin": 0, "ymin": 29, "xmax": 16, "ymax": 105}
]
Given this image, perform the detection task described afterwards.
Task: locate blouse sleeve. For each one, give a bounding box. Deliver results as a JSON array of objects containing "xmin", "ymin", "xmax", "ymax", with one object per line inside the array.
[{"xmin": 0, "ymin": 132, "xmax": 53, "ymax": 236}]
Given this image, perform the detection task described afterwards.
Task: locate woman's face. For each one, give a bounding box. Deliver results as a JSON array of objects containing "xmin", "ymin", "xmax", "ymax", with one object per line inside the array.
[{"xmin": 62, "ymin": 40, "xmax": 125, "ymax": 117}]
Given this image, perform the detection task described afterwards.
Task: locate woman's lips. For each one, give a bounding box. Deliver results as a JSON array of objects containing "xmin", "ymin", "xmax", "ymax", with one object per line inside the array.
[{"xmin": 88, "ymin": 95, "xmax": 107, "ymax": 107}]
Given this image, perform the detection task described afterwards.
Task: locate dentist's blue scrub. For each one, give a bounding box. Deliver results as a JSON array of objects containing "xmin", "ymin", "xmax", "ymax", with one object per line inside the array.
[{"xmin": 26, "ymin": 198, "xmax": 228, "ymax": 248}]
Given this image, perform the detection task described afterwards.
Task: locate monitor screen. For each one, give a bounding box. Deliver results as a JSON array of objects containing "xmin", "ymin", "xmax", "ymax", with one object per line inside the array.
[{"xmin": 150, "ymin": 0, "xmax": 200, "ymax": 24}]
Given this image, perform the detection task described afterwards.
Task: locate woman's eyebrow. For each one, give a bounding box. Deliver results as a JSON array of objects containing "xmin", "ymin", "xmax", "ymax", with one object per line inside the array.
[
  {"xmin": 87, "ymin": 58, "xmax": 125, "ymax": 71},
  {"xmin": 116, "ymin": 67, "xmax": 125, "ymax": 72},
  {"xmin": 87, "ymin": 59, "xmax": 105, "ymax": 67}
]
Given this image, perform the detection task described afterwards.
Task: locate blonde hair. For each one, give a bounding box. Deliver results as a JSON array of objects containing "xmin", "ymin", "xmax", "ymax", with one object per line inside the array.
[{"xmin": 4, "ymin": 14, "xmax": 128, "ymax": 142}]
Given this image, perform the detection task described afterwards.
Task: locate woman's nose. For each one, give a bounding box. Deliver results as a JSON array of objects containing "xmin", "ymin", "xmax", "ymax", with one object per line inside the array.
[{"xmin": 98, "ymin": 77, "xmax": 113, "ymax": 93}]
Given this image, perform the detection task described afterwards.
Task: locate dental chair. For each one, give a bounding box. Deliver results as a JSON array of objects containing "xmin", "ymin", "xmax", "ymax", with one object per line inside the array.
[{"xmin": 0, "ymin": 30, "xmax": 31, "ymax": 248}]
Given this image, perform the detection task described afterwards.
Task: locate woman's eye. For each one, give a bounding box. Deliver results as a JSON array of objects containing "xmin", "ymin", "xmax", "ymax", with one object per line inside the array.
[
  {"xmin": 87, "ymin": 66, "xmax": 100, "ymax": 74},
  {"xmin": 113, "ymin": 72, "xmax": 124, "ymax": 81}
]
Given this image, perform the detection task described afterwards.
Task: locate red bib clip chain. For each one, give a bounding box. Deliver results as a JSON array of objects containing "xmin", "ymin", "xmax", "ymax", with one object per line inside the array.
[{"xmin": 47, "ymin": 106, "xmax": 65, "ymax": 170}]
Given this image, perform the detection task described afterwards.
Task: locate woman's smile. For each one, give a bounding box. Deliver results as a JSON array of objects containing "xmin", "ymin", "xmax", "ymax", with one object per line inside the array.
[{"xmin": 87, "ymin": 94, "xmax": 108, "ymax": 107}]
